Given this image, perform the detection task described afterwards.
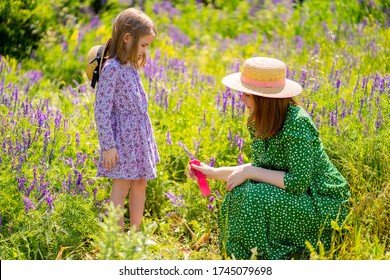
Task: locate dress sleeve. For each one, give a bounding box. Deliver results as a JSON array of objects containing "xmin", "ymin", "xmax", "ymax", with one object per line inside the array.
[
  {"xmin": 283, "ymin": 115, "xmax": 318, "ymax": 195},
  {"xmin": 94, "ymin": 62, "xmax": 117, "ymax": 151}
]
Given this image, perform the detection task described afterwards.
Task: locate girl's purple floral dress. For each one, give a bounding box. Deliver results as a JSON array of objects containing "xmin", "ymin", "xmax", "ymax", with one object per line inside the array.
[{"xmin": 94, "ymin": 58, "xmax": 160, "ymax": 180}]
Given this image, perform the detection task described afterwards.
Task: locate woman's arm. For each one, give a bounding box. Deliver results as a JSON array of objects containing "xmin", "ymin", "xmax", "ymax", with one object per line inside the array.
[
  {"xmin": 242, "ymin": 165, "xmax": 285, "ymax": 190},
  {"xmin": 189, "ymin": 163, "xmax": 251, "ymax": 182},
  {"xmin": 190, "ymin": 162, "xmax": 285, "ymax": 191}
]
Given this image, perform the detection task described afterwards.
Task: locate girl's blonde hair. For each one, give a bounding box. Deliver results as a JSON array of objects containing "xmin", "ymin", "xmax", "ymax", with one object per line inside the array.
[
  {"xmin": 248, "ymin": 96, "xmax": 300, "ymax": 139},
  {"xmin": 106, "ymin": 8, "xmax": 157, "ymax": 69}
]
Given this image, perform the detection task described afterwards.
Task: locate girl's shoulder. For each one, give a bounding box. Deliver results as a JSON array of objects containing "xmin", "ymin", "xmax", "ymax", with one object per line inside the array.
[
  {"xmin": 280, "ymin": 104, "xmax": 319, "ymax": 141},
  {"xmin": 102, "ymin": 58, "xmax": 121, "ymax": 72}
]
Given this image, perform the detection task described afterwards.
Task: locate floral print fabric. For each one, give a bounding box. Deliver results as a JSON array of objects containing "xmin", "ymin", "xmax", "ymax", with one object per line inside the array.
[{"xmin": 94, "ymin": 58, "xmax": 159, "ymax": 180}]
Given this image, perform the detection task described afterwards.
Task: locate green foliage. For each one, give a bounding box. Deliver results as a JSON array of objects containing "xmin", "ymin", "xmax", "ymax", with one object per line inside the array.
[
  {"xmin": 0, "ymin": 0, "xmax": 389, "ymax": 260},
  {"xmin": 0, "ymin": 0, "xmax": 52, "ymax": 59},
  {"xmin": 0, "ymin": 194, "xmax": 98, "ymax": 260}
]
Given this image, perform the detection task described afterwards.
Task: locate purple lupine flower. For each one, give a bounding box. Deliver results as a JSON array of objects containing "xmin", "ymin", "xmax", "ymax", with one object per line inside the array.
[
  {"xmin": 309, "ymin": 102, "xmax": 317, "ymax": 117},
  {"xmin": 67, "ymin": 173, "xmax": 72, "ymax": 192},
  {"xmin": 168, "ymin": 25, "xmax": 190, "ymax": 45},
  {"xmin": 164, "ymin": 191, "xmax": 185, "ymax": 208},
  {"xmin": 361, "ymin": 77, "xmax": 368, "ymax": 90},
  {"xmin": 348, "ymin": 102, "xmax": 354, "ymax": 115},
  {"xmin": 209, "ymin": 156, "xmax": 215, "ymax": 167},
  {"xmin": 216, "ymin": 92, "xmax": 221, "ymax": 108},
  {"xmin": 358, "ymin": 98, "xmax": 365, "ymax": 122},
  {"xmin": 37, "ymin": 110, "xmax": 46, "ymax": 127},
  {"xmin": 24, "ymin": 70, "xmax": 42, "ymax": 85},
  {"xmin": 222, "ymin": 88, "xmax": 230, "ymax": 114},
  {"xmin": 336, "ymin": 79, "xmax": 341, "ymax": 92},
  {"xmin": 74, "ymin": 170, "xmax": 83, "ymax": 193},
  {"xmin": 228, "ymin": 128, "xmax": 233, "ymax": 142},
  {"xmin": 54, "ymin": 111, "xmax": 62, "ymax": 129},
  {"xmin": 75, "ymin": 152, "xmax": 87, "ymax": 167},
  {"xmin": 341, "ymin": 99, "xmax": 347, "ymax": 120},
  {"xmin": 207, "ymin": 204, "xmax": 214, "ymax": 210},
  {"xmin": 66, "ymin": 157, "xmax": 73, "ymax": 167},
  {"xmin": 26, "ymin": 169, "xmax": 37, "ymax": 196},
  {"xmin": 300, "ymin": 69, "xmax": 307, "ymax": 88},
  {"xmin": 236, "ymin": 137, "xmax": 244, "ymax": 151},
  {"xmin": 164, "ymin": 90, "xmax": 169, "ymax": 110},
  {"xmin": 2, "ymin": 138, "xmax": 7, "ymax": 153},
  {"xmin": 177, "ymin": 141, "xmax": 195, "ymax": 160},
  {"xmin": 75, "ymin": 132, "xmax": 80, "ymax": 146},
  {"xmin": 23, "ymin": 196, "xmax": 35, "ymax": 213},
  {"xmin": 90, "ymin": 15, "xmax": 100, "ymax": 28},
  {"xmin": 93, "ymin": 187, "xmax": 98, "ymax": 201},
  {"xmin": 231, "ymin": 94, "xmax": 235, "ymax": 117},
  {"xmin": 295, "ymin": 35, "xmax": 304, "ymax": 50},
  {"xmin": 46, "ymin": 193, "xmax": 54, "ymax": 210},
  {"xmin": 43, "ymin": 130, "xmax": 50, "ymax": 152},
  {"xmin": 153, "ymin": 1, "xmax": 180, "ymax": 19},
  {"xmin": 17, "ymin": 175, "xmax": 28, "ymax": 192},
  {"xmin": 238, "ymin": 153, "xmax": 244, "ymax": 165},
  {"xmin": 166, "ymin": 130, "xmax": 172, "ymax": 145},
  {"xmin": 193, "ymin": 138, "xmax": 202, "ymax": 159}
]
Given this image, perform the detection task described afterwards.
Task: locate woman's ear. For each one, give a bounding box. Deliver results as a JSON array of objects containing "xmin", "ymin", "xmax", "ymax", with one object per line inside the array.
[{"xmin": 123, "ymin": 32, "xmax": 132, "ymax": 44}]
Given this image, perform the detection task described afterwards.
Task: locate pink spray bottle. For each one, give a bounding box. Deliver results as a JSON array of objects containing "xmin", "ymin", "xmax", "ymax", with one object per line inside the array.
[{"xmin": 189, "ymin": 160, "xmax": 211, "ymax": 196}]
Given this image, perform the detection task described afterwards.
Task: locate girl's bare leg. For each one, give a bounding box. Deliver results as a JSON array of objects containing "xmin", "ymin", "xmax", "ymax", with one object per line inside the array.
[
  {"xmin": 128, "ymin": 179, "xmax": 147, "ymax": 231},
  {"xmin": 109, "ymin": 179, "xmax": 131, "ymax": 231}
]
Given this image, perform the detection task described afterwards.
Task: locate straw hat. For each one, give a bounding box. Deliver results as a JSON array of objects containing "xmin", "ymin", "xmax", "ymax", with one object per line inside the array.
[
  {"xmin": 86, "ymin": 45, "xmax": 103, "ymax": 81},
  {"xmin": 86, "ymin": 39, "xmax": 111, "ymax": 88},
  {"xmin": 222, "ymin": 57, "xmax": 302, "ymax": 98}
]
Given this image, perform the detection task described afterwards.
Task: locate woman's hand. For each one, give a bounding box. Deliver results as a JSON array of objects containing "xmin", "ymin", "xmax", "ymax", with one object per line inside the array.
[
  {"xmin": 226, "ymin": 165, "xmax": 248, "ymax": 191},
  {"xmin": 188, "ymin": 162, "xmax": 216, "ymax": 180},
  {"xmin": 103, "ymin": 147, "xmax": 119, "ymax": 171}
]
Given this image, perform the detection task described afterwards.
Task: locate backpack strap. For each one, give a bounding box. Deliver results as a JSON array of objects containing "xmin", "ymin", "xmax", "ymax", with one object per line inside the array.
[{"xmin": 89, "ymin": 45, "xmax": 104, "ymax": 89}]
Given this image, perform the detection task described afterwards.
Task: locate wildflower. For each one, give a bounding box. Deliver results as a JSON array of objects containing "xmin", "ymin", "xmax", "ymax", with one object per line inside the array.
[
  {"xmin": 23, "ymin": 196, "xmax": 35, "ymax": 213},
  {"xmin": 166, "ymin": 130, "xmax": 172, "ymax": 145},
  {"xmin": 209, "ymin": 156, "xmax": 215, "ymax": 167},
  {"xmin": 54, "ymin": 111, "xmax": 62, "ymax": 129},
  {"xmin": 46, "ymin": 193, "xmax": 54, "ymax": 210},
  {"xmin": 300, "ymin": 69, "xmax": 307, "ymax": 88},
  {"xmin": 93, "ymin": 188, "xmax": 98, "ymax": 201},
  {"xmin": 90, "ymin": 15, "xmax": 100, "ymax": 28},
  {"xmin": 238, "ymin": 153, "xmax": 244, "ymax": 165},
  {"xmin": 17, "ymin": 175, "xmax": 27, "ymax": 192},
  {"xmin": 75, "ymin": 132, "xmax": 80, "ymax": 146},
  {"xmin": 165, "ymin": 191, "xmax": 185, "ymax": 208},
  {"xmin": 177, "ymin": 141, "xmax": 195, "ymax": 160}
]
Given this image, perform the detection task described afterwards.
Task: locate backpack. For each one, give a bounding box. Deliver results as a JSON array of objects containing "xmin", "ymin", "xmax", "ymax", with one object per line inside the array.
[{"xmin": 86, "ymin": 39, "xmax": 111, "ymax": 89}]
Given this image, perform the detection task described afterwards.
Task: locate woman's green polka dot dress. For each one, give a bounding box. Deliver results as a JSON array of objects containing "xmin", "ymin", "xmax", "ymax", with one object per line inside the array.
[{"xmin": 218, "ymin": 104, "xmax": 350, "ymax": 260}]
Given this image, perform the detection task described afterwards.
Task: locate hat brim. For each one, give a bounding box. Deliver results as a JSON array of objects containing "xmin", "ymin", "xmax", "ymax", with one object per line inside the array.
[
  {"xmin": 86, "ymin": 45, "xmax": 104, "ymax": 81},
  {"xmin": 222, "ymin": 72, "xmax": 302, "ymax": 98}
]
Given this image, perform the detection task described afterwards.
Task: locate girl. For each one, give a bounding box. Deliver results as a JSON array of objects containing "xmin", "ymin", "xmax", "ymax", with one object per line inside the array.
[
  {"xmin": 189, "ymin": 57, "xmax": 350, "ymax": 259},
  {"xmin": 94, "ymin": 8, "xmax": 160, "ymax": 231}
]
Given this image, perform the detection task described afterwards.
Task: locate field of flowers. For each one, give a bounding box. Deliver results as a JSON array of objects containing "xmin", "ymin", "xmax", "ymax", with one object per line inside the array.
[{"xmin": 0, "ymin": 0, "xmax": 389, "ymax": 260}]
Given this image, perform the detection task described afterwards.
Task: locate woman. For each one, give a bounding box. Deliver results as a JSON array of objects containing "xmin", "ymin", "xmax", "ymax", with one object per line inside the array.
[{"xmin": 189, "ymin": 57, "xmax": 350, "ymax": 260}]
